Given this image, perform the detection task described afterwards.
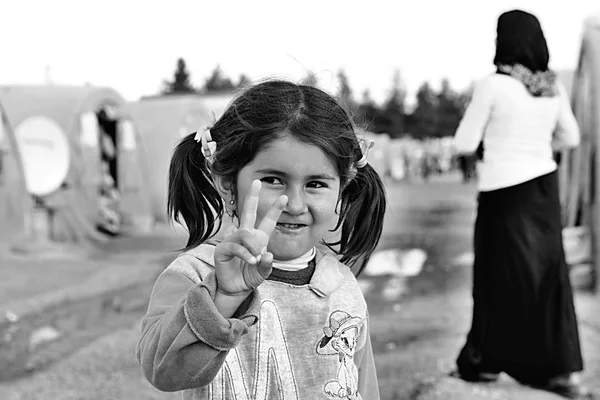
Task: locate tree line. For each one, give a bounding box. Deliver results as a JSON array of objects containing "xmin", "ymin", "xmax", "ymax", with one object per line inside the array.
[{"xmin": 161, "ymin": 58, "xmax": 474, "ymax": 140}]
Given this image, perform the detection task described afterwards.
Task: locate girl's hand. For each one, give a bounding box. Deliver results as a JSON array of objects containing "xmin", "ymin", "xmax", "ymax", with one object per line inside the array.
[{"xmin": 214, "ymin": 180, "xmax": 288, "ymax": 296}]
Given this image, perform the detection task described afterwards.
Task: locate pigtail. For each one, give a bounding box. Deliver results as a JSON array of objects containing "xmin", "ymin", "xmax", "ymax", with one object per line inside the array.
[
  {"xmin": 335, "ymin": 164, "xmax": 387, "ymax": 276},
  {"xmin": 167, "ymin": 133, "xmax": 224, "ymax": 249}
]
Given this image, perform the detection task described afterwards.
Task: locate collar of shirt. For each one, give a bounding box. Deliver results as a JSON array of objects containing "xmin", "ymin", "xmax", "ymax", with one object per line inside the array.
[{"xmin": 190, "ymin": 243, "xmax": 344, "ymax": 298}]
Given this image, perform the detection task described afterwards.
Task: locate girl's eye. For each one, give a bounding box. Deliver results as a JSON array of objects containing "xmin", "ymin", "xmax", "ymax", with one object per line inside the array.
[
  {"xmin": 260, "ymin": 177, "xmax": 283, "ymax": 185},
  {"xmin": 307, "ymin": 181, "xmax": 327, "ymax": 189}
]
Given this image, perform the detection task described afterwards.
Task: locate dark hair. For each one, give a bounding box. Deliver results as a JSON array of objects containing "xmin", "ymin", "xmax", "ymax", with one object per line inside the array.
[
  {"xmin": 168, "ymin": 80, "xmax": 386, "ymax": 275},
  {"xmin": 493, "ymin": 10, "xmax": 550, "ymax": 72}
]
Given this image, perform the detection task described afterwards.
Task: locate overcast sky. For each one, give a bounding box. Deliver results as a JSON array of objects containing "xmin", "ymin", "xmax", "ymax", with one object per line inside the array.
[{"xmin": 1, "ymin": 0, "xmax": 598, "ymax": 104}]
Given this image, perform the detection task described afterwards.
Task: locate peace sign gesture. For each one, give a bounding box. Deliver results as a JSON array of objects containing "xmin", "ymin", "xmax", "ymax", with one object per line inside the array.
[{"xmin": 214, "ymin": 180, "xmax": 288, "ymax": 296}]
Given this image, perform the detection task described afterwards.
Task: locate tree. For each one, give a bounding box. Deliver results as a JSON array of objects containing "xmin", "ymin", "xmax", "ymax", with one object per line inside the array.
[
  {"xmin": 356, "ymin": 89, "xmax": 379, "ymax": 131},
  {"xmin": 336, "ymin": 69, "xmax": 357, "ymax": 114},
  {"xmin": 162, "ymin": 58, "xmax": 196, "ymax": 95},
  {"xmin": 237, "ymin": 74, "xmax": 252, "ymax": 89},
  {"xmin": 408, "ymin": 82, "xmax": 438, "ymax": 138},
  {"xmin": 203, "ymin": 65, "xmax": 236, "ymax": 92},
  {"xmin": 436, "ymin": 78, "xmax": 463, "ymax": 137},
  {"xmin": 380, "ymin": 69, "xmax": 407, "ymax": 137}
]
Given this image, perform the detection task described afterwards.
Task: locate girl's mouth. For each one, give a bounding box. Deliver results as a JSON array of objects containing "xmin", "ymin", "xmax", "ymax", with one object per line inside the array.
[{"xmin": 275, "ymin": 223, "xmax": 308, "ymax": 233}]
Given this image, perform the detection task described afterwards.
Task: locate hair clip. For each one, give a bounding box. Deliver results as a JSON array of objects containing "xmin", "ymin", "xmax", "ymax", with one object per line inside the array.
[
  {"xmin": 194, "ymin": 127, "xmax": 217, "ymax": 164},
  {"xmin": 355, "ymin": 137, "xmax": 375, "ymax": 169}
]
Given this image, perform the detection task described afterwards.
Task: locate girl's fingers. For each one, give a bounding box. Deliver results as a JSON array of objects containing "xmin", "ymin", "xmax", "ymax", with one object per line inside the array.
[
  {"xmin": 256, "ymin": 195, "xmax": 288, "ymax": 236},
  {"xmin": 237, "ymin": 229, "xmax": 268, "ymax": 257},
  {"xmin": 219, "ymin": 241, "xmax": 258, "ymax": 265},
  {"xmin": 221, "ymin": 229, "xmax": 267, "ymax": 261},
  {"xmin": 243, "ymin": 251, "xmax": 274, "ymax": 289},
  {"xmin": 239, "ymin": 180, "xmax": 261, "ymax": 231}
]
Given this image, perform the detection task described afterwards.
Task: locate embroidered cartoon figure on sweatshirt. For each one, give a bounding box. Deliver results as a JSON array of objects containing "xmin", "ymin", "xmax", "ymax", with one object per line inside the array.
[
  {"xmin": 318, "ymin": 311, "xmax": 364, "ymax": 399},
  {"xmin": 136, "ymin": 80, "xmax": 387, "ymax": 399}
]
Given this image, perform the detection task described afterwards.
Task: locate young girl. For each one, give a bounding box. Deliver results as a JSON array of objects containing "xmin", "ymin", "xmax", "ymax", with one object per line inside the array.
[{"xmin": 136, "ymin": 80, "xmax": 386, "ymax": 399}]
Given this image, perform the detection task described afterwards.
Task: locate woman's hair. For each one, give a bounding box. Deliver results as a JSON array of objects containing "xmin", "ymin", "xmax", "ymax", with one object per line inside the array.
[
  {"xmin": 493, "ymin": 10, "xmax": 550, "ymax": 72},
  {"xmin": 168, "ymin": 80, "xmax": 386, "ymax": 274}
]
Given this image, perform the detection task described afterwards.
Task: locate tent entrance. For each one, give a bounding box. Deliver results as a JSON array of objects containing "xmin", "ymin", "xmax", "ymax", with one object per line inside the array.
[{"xmin": 96, "ymin": 107, "xmax": 121, "ymax": 236}]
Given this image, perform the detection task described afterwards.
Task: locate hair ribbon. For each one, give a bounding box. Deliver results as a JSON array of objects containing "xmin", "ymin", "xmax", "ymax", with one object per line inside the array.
[{"xmin": 194, "ymin": 127, "xmax": 217, "ymax": 164}]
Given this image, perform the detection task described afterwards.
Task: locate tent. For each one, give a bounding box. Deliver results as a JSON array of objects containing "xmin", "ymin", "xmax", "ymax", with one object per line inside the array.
[
  {"xmin": 0, "ymin": 101, "xmax": 31, "ymax": 243},
  {"xmin": 0, "ymin": 85, "xmax": 154, "ymax": 245},
  {"xmin": 127, "ymin": 95, "xmax": 229, "ymax": 222},
  {"xmin": 558, "ymin": 11, "xmax": 600, "ymax": 291}
]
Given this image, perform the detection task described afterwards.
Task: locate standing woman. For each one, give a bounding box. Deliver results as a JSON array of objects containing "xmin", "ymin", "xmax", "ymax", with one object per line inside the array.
[{"xmin": 452, "ymin": 10, "xmax": 591, "ymax": 399}]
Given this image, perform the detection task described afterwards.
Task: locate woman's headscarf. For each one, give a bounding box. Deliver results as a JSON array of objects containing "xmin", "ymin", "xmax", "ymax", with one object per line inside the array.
[
  {"xmin": 494, "ymin": 10, "xmax": 557, "ymax": 97},
  {"xmin": 494, "ymin": 10, "xmax": 550, "ymax": 73}
]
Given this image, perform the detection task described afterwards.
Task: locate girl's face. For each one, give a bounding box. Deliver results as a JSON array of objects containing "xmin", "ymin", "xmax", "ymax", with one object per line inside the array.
[{"xmin": 236, "ymin": 133, "xmax": 341, "ymax": 261}]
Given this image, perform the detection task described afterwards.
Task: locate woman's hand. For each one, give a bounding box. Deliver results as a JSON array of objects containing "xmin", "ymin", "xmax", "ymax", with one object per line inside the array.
[{"xmin": 214, "ymin": 180, "xmax": 288, "ymax": 296}]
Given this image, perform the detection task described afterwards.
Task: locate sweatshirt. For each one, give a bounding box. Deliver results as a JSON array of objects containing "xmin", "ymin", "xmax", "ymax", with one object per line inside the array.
[{"xmin": 136, "ymin": 243, "xmax": 380, "ymax": 400}]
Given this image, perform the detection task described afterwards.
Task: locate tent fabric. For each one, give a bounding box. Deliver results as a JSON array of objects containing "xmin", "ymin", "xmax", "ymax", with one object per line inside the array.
[
  {"xmin": 0, "ymin": 102, "xmax": 30, "ymax": 243},
  {"xmin": 575, "ymin": 10, "xmax": 600, "ymax": 291},
  {"xmin": 128, "ymin": 94, "xmax": 232, "ymax": 223},
  {"xmin": 558, "ymin": 11, "xmax": 600, "ymax": 224},
  {"xmin": 554, "ymin": 11, "xmax": 600, "ymax": 292},
  {"xmin": 0, "ymin": 85, "xmax": 153, "ymax": 244}
]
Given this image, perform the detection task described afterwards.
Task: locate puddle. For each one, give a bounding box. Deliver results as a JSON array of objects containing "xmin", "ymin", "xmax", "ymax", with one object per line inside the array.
[
  {"xmin": 364, "ymin": 248, "xmax": 427, "ymax": 278},
  {"xmin": 452, "ymin": 251, "xmax": 474, "ymax": 267},
  {"xmin": 360, "ymin": 248, "xmax": 428, "ymax": 300}
]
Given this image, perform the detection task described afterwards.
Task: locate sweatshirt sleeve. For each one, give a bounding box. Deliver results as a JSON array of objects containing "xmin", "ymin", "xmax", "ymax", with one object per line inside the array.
[
  {"xmin": 453, "ymin": 77, "xmax": 494, "ymax": 155},
  {"xmin": 136, "ymin": 255, "xmax": 259, "ymax": 392},
  {"xmin": 552, "ymin": 81, "xmax": 581, "ymax": 150},
  {"xmin": 355, "ymin": 313, "xmax": 380, "ymax": 400}
]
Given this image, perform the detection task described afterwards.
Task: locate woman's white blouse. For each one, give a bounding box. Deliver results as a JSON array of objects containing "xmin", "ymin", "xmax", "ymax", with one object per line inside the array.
[{"xmin": 453, "ymin": 73, "xmax": 580, "ymax": 191}]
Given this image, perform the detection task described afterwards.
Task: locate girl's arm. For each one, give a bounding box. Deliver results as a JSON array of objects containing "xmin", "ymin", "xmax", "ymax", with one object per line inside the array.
[
  {"xmin": 552, "ymin": 81, "xmax": 580, "ymax": 150},
  {"xmin": 355, "ymin": 313, "xmax": 381, "ymax": 400},
  {"xmin": 136, "ymin": 255, "xmax": 258, "ymax": 392},
  {"xmin": 453, "ymin": 78, "xmax": 494, "ymax": 155}
]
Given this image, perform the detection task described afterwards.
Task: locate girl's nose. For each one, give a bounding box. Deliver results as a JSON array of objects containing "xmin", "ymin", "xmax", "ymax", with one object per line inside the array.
[{"xmin": 284, "ymin": 187, "xmax": 308, "ymax": 215}]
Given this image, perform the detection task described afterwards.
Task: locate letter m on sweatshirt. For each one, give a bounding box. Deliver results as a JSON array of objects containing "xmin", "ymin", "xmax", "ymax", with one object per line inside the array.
[{"xmin": 208, "ymin": 300, "xmax": 300, "ymax": 399}]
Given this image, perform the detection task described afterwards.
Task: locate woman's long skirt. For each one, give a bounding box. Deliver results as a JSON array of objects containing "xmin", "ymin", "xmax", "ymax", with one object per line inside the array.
[{"xmin": 456, "ymin": 170, "xmax": 584, "ymax": 385}]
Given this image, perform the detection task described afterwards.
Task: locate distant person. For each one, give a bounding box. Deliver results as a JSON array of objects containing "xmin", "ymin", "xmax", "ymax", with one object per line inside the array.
[
  {"xmin": 136, "ymin": 80, "xmax": 386, "ymax": 399},
  {"xmin": 451, "ymin": 10, "xmax": 590, "ymax": 399}
]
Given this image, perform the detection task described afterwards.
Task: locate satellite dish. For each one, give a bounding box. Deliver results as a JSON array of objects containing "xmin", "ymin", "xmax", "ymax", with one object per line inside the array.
[{"xmin": 15, "ymin": 116, "xmax": 70, "ymax": 196}]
